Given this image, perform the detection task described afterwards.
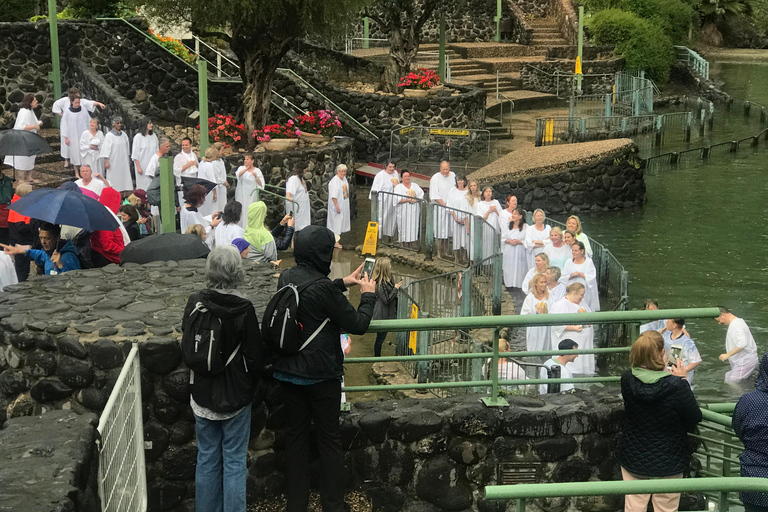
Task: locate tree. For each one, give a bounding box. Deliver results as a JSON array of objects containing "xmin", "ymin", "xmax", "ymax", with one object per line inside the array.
[
  {"xmin": 364, "ymin": 0, "xmax": 441, "ymax": 93},
  {"xmin": 691, "ymin": 0, "xmax": 753, "ymax": 45},
  {"xmin": 137, "ymin": 0, "xmax": 368, "ymax": 139}
]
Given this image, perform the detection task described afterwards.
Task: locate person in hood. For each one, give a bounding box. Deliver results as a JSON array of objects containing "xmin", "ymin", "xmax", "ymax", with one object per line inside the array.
[
  {"xmin": 616, "ymin": 331, "xmax": 702, "ymax": 512},
  {"xmin": 182, "ymin": 245, "xmax": 264, "ymax": 512},
  {"xmin": 244, "ymin": 201, "xmax": 293, "ymax": 265},
  {"xmin": 91, "ymin": 187, "xmax": 126, "ymax": 267},
  {"xmin": 1, "ymin": 222, "xmax": 80, "ymax": 275},
  {"xmin": 272, "ymin": 225, "xmax": 375, "ymax": 512},
  {"xmin": 734, "ymin": 352, "xmax": 768, "ymax": 512}
]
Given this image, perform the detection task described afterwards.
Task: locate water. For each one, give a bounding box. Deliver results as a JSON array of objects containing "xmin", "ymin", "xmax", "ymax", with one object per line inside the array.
[{"xmin": 579, "ymin": 57, "xmax": 768, "ymax": 402}]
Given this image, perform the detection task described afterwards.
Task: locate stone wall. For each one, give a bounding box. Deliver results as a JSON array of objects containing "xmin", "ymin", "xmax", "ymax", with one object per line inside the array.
[
  {"xmin": 521, "ymin": 58, "xmax": 624, "ymax": 96},
  {"xmin": 669, "ymin": 63, "xmax": 732, "ymax": 104},
  {"xmin": 469, "ymin": 140, "xmax": 646, "ymax": 213},
  {"xmin": 221, "ymin": 137, "xmax": 358, "ymax": 228},
  {"xmin": 0, "ymin": 410, "xmax": 100, "ymax": 512}
]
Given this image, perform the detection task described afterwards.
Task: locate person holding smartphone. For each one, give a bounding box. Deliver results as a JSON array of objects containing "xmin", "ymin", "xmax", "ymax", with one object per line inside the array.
[
  {"xmin": 662, "ymin": 318, "xmax": 702, "ymax": 384},
  {"xmin": 370, "ymin": 257, "xmax": 402, "ymax": 357}
]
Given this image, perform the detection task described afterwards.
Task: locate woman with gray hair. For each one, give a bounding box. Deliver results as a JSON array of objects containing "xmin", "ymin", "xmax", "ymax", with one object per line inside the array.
[
  {"xmin": 182, "ymin": 245, "xmax": 264, "ymax": 512},
  {"xmin": 99, "ymin": 116, "xmax": 133, "ymax": 193},
  {"xmin": 326, "ymin": 164, "xmax": 350, "ymax": 245}
]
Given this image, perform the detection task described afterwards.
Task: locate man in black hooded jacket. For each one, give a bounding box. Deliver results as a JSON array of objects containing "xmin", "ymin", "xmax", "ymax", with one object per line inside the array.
[{"xmin": 272, "ymin": 225, "xmax": 375, "ymax": 512}]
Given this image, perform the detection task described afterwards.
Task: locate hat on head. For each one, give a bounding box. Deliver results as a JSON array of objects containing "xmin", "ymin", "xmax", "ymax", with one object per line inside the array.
[
  {"xmin": 231, "ymin": 238, "xmax": 250, "ymax": 254},
  {"xmin": 133, "ymin": 189, "xmax": 148, "ymax": 205}
]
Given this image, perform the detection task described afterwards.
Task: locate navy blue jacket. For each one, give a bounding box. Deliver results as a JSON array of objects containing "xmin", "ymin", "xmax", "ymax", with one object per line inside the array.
[{"xmin": 734, "ymin": 352, "xmax": 768, "ymax": 507}]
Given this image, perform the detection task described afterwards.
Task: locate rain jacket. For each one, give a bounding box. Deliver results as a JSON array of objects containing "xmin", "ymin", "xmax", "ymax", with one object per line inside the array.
[
  {"xmin": 733, "ymin": 352, "xmax": 768, "ymax": 507},
  {"xmin": 271, "ymin": 225, "xmax": 375, "ymax": 380},
  {"xmin": 26, "ymin": 239, "xmax": 80, "ymax": 275},
  {"xmin": 182, "ymin": 289, "xmax": 263, "ymax": 414},
  {"xmin": 615, "ymin": 367, "xmax": 702, "ymax": 477},
  {"xmin": 91, "ymin": 188, "xmax": 125, "ymax": 264}
]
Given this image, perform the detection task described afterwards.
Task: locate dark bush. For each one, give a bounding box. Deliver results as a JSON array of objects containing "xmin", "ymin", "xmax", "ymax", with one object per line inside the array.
[
  {"xmin": 0, "ymin": 0, "xmax": 37, "ymax": 22},
  {"xmin": 620, "ymin": 0, "xmax": 696, "ymax": 43}
]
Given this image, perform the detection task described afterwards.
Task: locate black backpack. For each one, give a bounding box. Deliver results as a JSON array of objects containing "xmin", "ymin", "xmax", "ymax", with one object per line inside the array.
[
  {"xmin": 182, "ymin": 298, "xmax": 238, "ymax": 376},
  {"xmin": 262, "ymin": 276, "xmax": 329, "ymax": 355}
]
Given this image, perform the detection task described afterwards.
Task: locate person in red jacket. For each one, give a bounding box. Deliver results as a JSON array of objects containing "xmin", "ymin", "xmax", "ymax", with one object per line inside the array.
[{"xmin": 91, "ymin": 187, "xmax": 125, "ymax": 267}]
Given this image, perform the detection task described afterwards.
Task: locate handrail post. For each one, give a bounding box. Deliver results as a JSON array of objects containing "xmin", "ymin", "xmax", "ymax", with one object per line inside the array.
[
  {"xmin": 159, "ymin": 157, "xmax": 176, "ymax": 234},
  {"xmin": 473, "ymin": 215, "xmax": 484, "ymax": 262},
  {"xmin": 47, "ymin": 0, "xmax": 62, "ymax": 128},
  {"xmin": 492, "ymin": 251, "xmax": 502, "ymax": 316},
  {"xmin": 721, "ymin": 443, "xmax": 732, "ymax": 512},
  {"xmin": 516, "ymin": 498, "xmax": 526, "ymax": 512},
  {"xmin": 438, "ymin": 14, "xmax": 446, "ymax": 81},
  {"xmin": 363, "ymin": 18, "xmax": 370, "ymax": 49},
  {"xmin": 425, "ymin": 201, "xmax": 434, "ymax": 260},
  {"xmin": 481, "ymin": 328, "xmax": 509, "ymax": 407},
  {"xmin": 198, "ymin": 60, "xmax": 209, "ymax": 155},
  {"xmin": 371, "ymin": 190, "xmax": 379, "ymax": 230}
]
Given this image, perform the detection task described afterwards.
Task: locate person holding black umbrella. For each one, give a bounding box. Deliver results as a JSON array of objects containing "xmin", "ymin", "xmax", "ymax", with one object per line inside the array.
[
  {"xmin": 1, "ymin": 222, "xmax": 80, "ymax": 276},
  {"xmin": 3, "ymin": 94, "xmax": 43, "ymax": 184}
]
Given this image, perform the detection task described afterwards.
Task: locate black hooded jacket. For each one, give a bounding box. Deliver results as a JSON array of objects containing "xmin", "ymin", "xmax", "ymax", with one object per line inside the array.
[
  {"xmin": 615, "ymin": 369, "xmax": 702, "ymax": 477},
  {"xmin": 182, "ymin": 288, "xmax": 263, "ymax": 414},
  {"xmin": 271, "ymin": 226, "xmax": 376, "ymax": 380}
]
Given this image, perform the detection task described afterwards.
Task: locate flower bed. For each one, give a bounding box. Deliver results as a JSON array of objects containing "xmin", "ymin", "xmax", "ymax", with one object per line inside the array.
[
  {"xmin": 398, "ymin": 68, "xmax": 441, "ymax": 91},
  {"xmin": 291, "ymin": 109, "xmax": 342, "ymax": 137},
  {"xmin": 148, "ymin": 28, "xmax": 197, "ymax": 65},
  {"xmin": 200, "ymin": 114, "xmax": 244, "ymax": 148},
  {"xmin": 253, "ymin": 123, "xmax": 301, "ymax": 142}
]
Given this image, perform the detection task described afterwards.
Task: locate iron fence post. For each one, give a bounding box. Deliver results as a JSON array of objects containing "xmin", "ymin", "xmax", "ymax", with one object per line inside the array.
[
  {"xmin": 461, "ymin": 269, "xmax": 472, "ymax": 318},
  {"xmin": 371, "ymin": 190, "xmax": 379, "ymax": 229},
  {"xmin": 395, "ymin": 289, "xmax": 408, "ymax": 355},
  {"xmin": 655, "ymin": 115, "xmax": 662, "ymax": 146},
  {"xmin": 416, "ymin": 329, "xmax": 428, "ymax": 383},
  {"xmin": 720, "ymin": 444, "xmax": 731, "ymax": 512},
  {"xmin": 474, "ymin": 216, "xmax": 484, "ymax": 262},
  {"xmin": 744, "ymin": 101, "xmax": 751, "ymax": 117},
  {"xmin": 534, "ymin": 119, "xmax": 543, "ymax": 147},
  {"xmin": 569, "ymin": 96, "xmax": 575, "ymax": 118},
  {"xmin": 605, "ymin": 93, "xmax": 611, "ymax": 118},
  {"xmin": 481, "ymin": 328, "xmax": 509, "ymax": 407},
  {"xmin": 159, "ymin": 157, "xmax": 176, "ymax": 234},
  {"xmin": 198, "ymin": 60, "xmax": 209, "ymax": 155},
  {"xmin": 132, "ymin": 343, "xmax": 148, "ymax": 504},
  {"xmin": 516, "ymin": 498, "xmax": 526, "ymax": 512},
  {"xmin": 425, "ymin": 202, "xmax": 434, "ymax": 260},
  {"xmin": 685, "ymin": 112, "xmax": 692, "ymax": 143},
  {"xmin": 492, "ymin": 252, "xmax": 502, "ymax": 316}
]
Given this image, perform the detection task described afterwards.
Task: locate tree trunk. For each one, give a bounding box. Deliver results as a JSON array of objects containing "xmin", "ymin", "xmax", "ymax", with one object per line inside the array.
[
  {"xmin": 381, "ymin": 31, "xmax": 420, "ymax": 93},
  {"xmin": 239, "ymin": 54, "xmax": 282, "ymax": 148}
]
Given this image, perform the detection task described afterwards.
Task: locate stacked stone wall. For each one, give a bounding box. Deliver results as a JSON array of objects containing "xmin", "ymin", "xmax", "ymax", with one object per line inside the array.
[{"xmin": 521, "ymin": 58, "xmax": 624, "ymax": 96}]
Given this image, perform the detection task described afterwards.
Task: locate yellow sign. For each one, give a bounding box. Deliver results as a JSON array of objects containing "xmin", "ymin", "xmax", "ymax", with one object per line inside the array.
[
  {"xmin": 430, "ymin": 128, "xmax": 470, "ymax": 136},
  {"xmin": 575, "ymin": 56, "xmax": 582, "ymax": 75},
  {"xmin": 612, "ymin": 84, "xmax": 616, "ymax": 104},
  {"xmin": 362, "ymin": 221, "xmax": 379, "ymax": 255},
  {"xmin": 408, "ymin": 303, "xmax": 418, "ymax": 353},
  {"xmin": 399, "ymin": 127, "xmax": 415, "ymax": 135},
  {"xmin": 544, "ymin": 119, "xmax": 554, "ymax": 143}
]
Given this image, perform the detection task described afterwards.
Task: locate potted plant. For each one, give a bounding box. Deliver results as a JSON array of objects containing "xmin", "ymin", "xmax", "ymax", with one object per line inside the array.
[
  {"xmin": 291, "ymin": 110, "xmax": 342, "ymax": 143},
  {"xmin": 398, "ymin": 68, "xmax": 441, "ymax": 97},
  {"xmin": 198, "ymin": 114, "xmax": 245, "ymax": 152},
  {"xmin": 253, "ymin": 123, "xmax": 301, "ymax": 150}
]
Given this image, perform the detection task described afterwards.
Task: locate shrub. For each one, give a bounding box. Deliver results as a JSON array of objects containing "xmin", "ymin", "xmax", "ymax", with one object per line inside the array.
[
  {"xmin": 398, "ymin": 68, "xmax": 441, "ymax": 90},
  {"xmin": 253, "ymin": 124, "xmax": 301, "ymax": 142},
  {"xmin": 198, "ymin": 115, "xmax": 245, "ymax": 148},
  {"xmin": 290, "ymin": 110, "xmax": 342, "ymax": 137},
  {"xmin": 620, "ymin": 0, "xmax": 696, "ymax": 43},
  {"xmin": 1, "ymin": 0, "xmax": 37, "ymax": 22},
  {"xmin": 588, "ymin": 9, "xmax": 675, "ymax": 82},
  {"xmin": 148, "ymin": 28, "xmax": 197, "ymax": 65}
]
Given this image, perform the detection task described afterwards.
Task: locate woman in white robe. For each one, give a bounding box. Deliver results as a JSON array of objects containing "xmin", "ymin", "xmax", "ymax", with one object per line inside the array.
[
  {"xmin": 447, "ymin": 177, "xmax": 470, "ymax": 253},
  {"xmin": 213, "ymin": 201, "xmax": 244, "ymax": 248},
  {"xmin": 197, "ymin": 147, "xmax": 226, "ymax": 218},
  {"xmin": 475, "ymin": 187, "xmax": 503, "ymax": 261},
  {"xmin": 285, "ymin": 168, "xmax": 311, "ymax": 231},
  {"xmin": 566, "ymin": 215, "xmax": 593, "ymax": 259},
  {"xmin": 393, "ymin": 171, "xmax": 424, "ymax": 244},
  {"xmin": 464, "ymin": 181, "xmax": 481, "ymax": 261},
  {"xmin": 234, "ymin": 154, "xmax": 264, "ymax": 228},
  {"xmin": 550, "ymin": 283, "xmax": 595, "ymax": 375},
  {"xmin": 326, "ymin": 164, "xmax": 351, "ymax": 237},
  {"xmin": 211, "ymin": 156, "xmax": 228, "ymax": 214},
  {"xmin": 560, "ymin": 240, "xmax": 600, "ymax": 312},
  {"xmin": 4, "ymin": 94, "xmax": 42, "ymax": 183},
  {"xmin": 543, "ymin": 227, "xmax": 571, "ymax": 271},
  {"xmin": 131, "ymin": 121, "xmax": 159, "ymax": 191},
  {"xmin": 180, "ymin": 184, "xmax": 214, "ymax": 247},
  {"xmin": 99, "ymin": 117, "xmax": 133, "ymax": 192},
  {"xmin": 79, "ymin": 118, "xmax": 105, "ymax": 175},
  {"xmin": 369, "ymin": 164, "xmax": 399, "ymax": 238},
  {"xmin": 520, "ymin": 273, "xmax": 554, "ymax": 353},
  {"xmin": 524, "ymin": 208, "xmax": 551, "ymax": 265},
  {"xmin": 521, "ymin": 252, "xmax": 550, "ymax": 295},
  {"xmin": 500, "ymin": 206, "xmax": 530, "ymax": 289},
  {"xmin": 60, "ymin": 98, "xmax": 96, "ymax": 171}
]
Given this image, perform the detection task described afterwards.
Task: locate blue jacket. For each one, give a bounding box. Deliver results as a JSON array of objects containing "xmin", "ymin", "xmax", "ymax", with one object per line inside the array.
[
  {"xmin": 734, "ymin": 352, "xmax": 768, "ymax": 507},
  {"xmin": 26, "ymin": 239, "xmax": 80, "ymax": 275}
]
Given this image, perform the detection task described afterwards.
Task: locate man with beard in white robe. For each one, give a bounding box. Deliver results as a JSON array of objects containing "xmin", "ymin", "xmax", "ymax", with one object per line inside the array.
[
  {"xmin": 369, "ymin": 160, "xmax": 399, "ymax": 239},
  {"xmin": 173, "ymin": 137, "xmax": 198, "ymax": 205},
  {"xmin": 326, "ymin": 164, "xmax": 350, "ymax": 246},
  {"xmin": 52, "ymin": 88, "xmax": 103, "ymax": 167},
  {"xmin": 60, "ymin": 96, "xmax": 103, "ymax": 177},
  {"xmin": 131, "ymin": 119, "xmax": 159, "ymax": 191},
  {"xmin": 429, "ymin": 159, "xmax": 456, "ymax": 258},
  {"xmin": 393, "ymin": 171, "xmax": 424, "ymax": 245},
  {"xmin": 99, "ymin": 117, "xmax": 133, "ymax": 193}
]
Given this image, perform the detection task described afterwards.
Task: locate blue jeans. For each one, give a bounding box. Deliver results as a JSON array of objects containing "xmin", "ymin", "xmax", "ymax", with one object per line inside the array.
[
  {"xmin": 194, "ymin": 404, "xmax": 252, "ymax": 512},
  {"xmin": 374, "ymin": 331, "xmax": 388, "ymax": 357}
]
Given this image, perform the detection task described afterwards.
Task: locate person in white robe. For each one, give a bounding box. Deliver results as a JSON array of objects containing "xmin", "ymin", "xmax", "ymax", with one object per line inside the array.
[
  {"xmin": 524, "ymin": 209, "xmax": 551, "ymax": 264},
  {"xmin": 393, "ymin": 171, "xmax": 424, "ymax": 244},
  {"xmin": 131, "ymin": 120, "xmax": 159, "ymax": 191},
  {"xmin": 559, "ymin": 240, "xmax": 600, "ymax": 312},
  {"xmin": 639, "ymin": 299, "xmax": 666, "ymax": 334},
  {"xmin": 213, "ymin": 201, "xmax": 244, "ymax": 248},
  {"xmin": 79, "ymin": 118, "xmax": 105, "ymax": 175},
  {"xmin": 0, "ymin": 252, "xmax": 18, "ymax": 291},
  {"xmin": 211, "ymin": 154, "xmax": 228, "ymax": 215},
  {"xmin": 4, "ymin": 94, "xmax": 42, "ymax": 183},
  {"xmin": 500, "ymin": 207, "xmax": 530, "ymax": 289},
  {"xmin": 495, "ymin": 338, "xmax": 528, "ymax": 392},
  {"xmin": 546, "ymin": 266, "xmax": 567, "ymax": 303},
  {"xmin": 717, "ymin": 308, "xmax": 759, "ymax": 383},
  {"xmin": 521, "ymin": 252, "xmax": 550, "ymax": 295},
  {"xmin": 464, "ymin": 181, "xmax": 481, "ymax": 261},
  {"xmin": 52, "ymin": 88, "xmax": 103, "ymax": 165},
  {"xmin": 173, "ymin": 137, "xmax": 199, "ymax": 205},
  {"xmin": 543, "ymin": 227, "xmax": 571, "ymax": 271},
  {"xmin": 475, "ymin": 187, "xmax": 503, "ymax": 261},
  {"xmin": 234, "ymin": 154, "xmax": 264, "ymax": 229},
  {"xmin": 551, "ymin": 283, "xmax": 595, "ymax": 375},
  {"xmin": 60, "ymin": 97, "xmax": 99, "ymax": 173},
  {"xmin": 75, "ymin": 165, "xmax": 109, "ymax": 198},
  {"xmin": 285, "ymin": 167, "xmax": 311, "ymax": 231},
  {"xmin": 181, "ymin": 184, "xmax": 215, "ymax": 248},
  {"xmin": 429, "ymin": 160, "xmax": 456, "ymax": 257},
  {"xmin": 144, "ymin": 138, "xmax": 171, "ymax": 228},
  {"xmin": 539, "ymin": 339, "xmax": 579, "ymax": 394},
  {"xmin": 369, "ymin": 161, "xmax": 400, "ymax": 238},
  {"xmin": 99, "ymin": 117, "xmax": 133, "ymax": 192},
  {"xmin": 197, "ymin": 147, "xmax": 224, "ymax": 219},
  {"xmin": 520, "ymin": 272, "xmax": 554, "ymax": 353},
  {"xmin": 566, "ymin": 215, "xmax": 593, "ymax": 259},
  {"xmin": 326, "ymin": 164, "xmax": 351, "ymax": 242},
  {"xmin": 447, "ymin": 176, "xmax": 470, "ymax": 259}
]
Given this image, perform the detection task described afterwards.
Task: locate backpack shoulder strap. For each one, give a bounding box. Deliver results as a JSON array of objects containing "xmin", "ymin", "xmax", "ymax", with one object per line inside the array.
[{"xmin": 296, "ymin": 275, "xmax": 328, "ymax": 293}]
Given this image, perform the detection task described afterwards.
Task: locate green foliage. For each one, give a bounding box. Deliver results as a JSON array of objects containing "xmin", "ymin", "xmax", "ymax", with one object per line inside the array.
[
  {"xmin": 30, "ymin": 7, "xmax": 83, "ymax": 22},
  {"xmin": 0, "ymin": 0, "xmax": 37, "ymax": 22},
  {"xmin": 588, "ymin": 9, "xmax": 675, "ymax": 82},
  {"xmin": 694, "ymin": 0, "xmax": 752, "ymax": 22},
  {"xmin": 579, "ymin": 0, "xmax": 695, "ymax": 43}
]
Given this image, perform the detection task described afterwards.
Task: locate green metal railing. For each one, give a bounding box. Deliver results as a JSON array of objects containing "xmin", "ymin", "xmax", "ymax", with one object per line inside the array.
[{"xmin": 675, "ymin": 45, "xmax": 710, "ymax": 80}]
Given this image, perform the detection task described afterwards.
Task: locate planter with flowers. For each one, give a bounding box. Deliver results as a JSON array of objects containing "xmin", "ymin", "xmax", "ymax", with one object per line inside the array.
[
  {"xmin": 399, "ymin": 68, "xmax": 441, "ymax": 97},
  {"xmin": 291, "ymin": 110, "xmax": 342, "ymax": 144},
  {"xmin": 198, "ymin": 114, "xmax": 245, "ymax": 154},
  {"xmin": 253, "ymin": 123, "xmax": 301, "ymax": 150}
]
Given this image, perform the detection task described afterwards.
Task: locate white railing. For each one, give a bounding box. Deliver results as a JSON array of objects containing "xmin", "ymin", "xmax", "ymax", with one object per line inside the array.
[
  {"xmin": 345, "ymin": 37, "xmax": 389, "ymax": 54},
  {"xmin": 97, "ymin": 344, "xmax": 147, "ymax": 512},
  {"xmin": 675, "ymin": 45, "xmax": 710, "ymax": 80},
  {"xmin": 185, "ymin": 35, "xmax": 239, "ymax": 78}
]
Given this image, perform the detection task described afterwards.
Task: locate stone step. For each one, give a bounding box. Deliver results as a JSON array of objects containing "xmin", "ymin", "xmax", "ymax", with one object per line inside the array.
[
  {"xmin": 474, "ymin": 56, "xmax": 546, "ymax": 72},
  {"xmin": 531, "ymin": 37, "xmax": 569, "ymax": 46},
  {"xmin": 528, "ymin": 19, "xmax": 560, "ymax": 28},
  {"xmin": 450, "ymin": 66, "xmax": 493, "ymax": 77},
  {"xmin": 532, "ymin": 28, "xmax": 563, "ymax": 35},
  {"xmin": 485, "ymin": 117, "xmax": 502, "ymax": 127},
  {"xmin": 448, "ymin": 42, "xmax": 539, "ymax": 59}
]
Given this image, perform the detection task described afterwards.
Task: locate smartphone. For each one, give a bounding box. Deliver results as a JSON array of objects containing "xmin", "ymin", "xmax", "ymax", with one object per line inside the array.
[
  {"xmin": 289, "ymin": 211, "xmax": 294, "ymax": 217},
  {"xmin": 668, "ymin": 344, "xmax": 683, "ymax": 367},
  {"xmin": 361, "ymin": 257, "xmax": 375, "ymax": 280}
]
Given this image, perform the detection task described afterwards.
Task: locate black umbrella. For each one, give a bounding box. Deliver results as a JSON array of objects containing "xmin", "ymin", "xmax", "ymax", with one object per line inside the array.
[
  {"xmin": 9, "ymin": 188, "xmax": 119, "ymax": 231},
  {"xmin": 120, "ymin": 233, "xmax": 210, "ymax": 265},
  {"xmin": 0, "ymin": 129, "xmax": 52, "ymax": 158},
  {"xmin": 181, "ymin": 176, "xmax": 217, "ymax": 194}
]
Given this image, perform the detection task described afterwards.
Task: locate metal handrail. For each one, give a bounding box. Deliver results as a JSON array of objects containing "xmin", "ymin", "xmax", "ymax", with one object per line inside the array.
[
  {"xmin": 189, "ymin": 34, "xmax": 239, "ymax": 78},
  {"xmin": 344, "ymin": 37, "xmax": 389, "ymax": 54},
  {"xmin": 276, "ymin": 67, "xmax": 379, "ymax": 139},
  {"xmin": 675, "ymin": 45, "xmax": 710, "ymax": 80},
  {"xmin": 269, "ymin": 90, "xmax": 305, "ymax": 118},
  {"xmin": 250, "ymin": 184, "xmax": 299, "ymax": 214}
]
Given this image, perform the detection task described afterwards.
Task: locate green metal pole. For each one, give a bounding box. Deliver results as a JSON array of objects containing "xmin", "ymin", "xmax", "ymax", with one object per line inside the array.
[
  {"xmin": 424, "ymin": 202, "xmax": 434, "ymax": 260},
  {"xmin": 576, "ymin": 6, "xmax": 584, "ymax": 94},
  {"xmin": 197, "ymin": 59, "xmax": 209, "ymax": 156},
  {"xmin": 481, "ymin": 329, "xmax": 509, "ymax": 407},
  {"xmin": 363, "ymin": 17, "xmax": 370, "ymax": 49},
  {"xmin": 438, "ymin": 14, "xmax": 446, "ymax": 81},
  {"xmin": 159, "ymin": 157, "xmax": 176, "ymax": 234},
  {"xmin": 495, "ymin": 0, "xmax": 502, "ymax": 42},
  {"xmin": 48, "ymin": 0, "xmax": 62, "ymax": 128}
]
